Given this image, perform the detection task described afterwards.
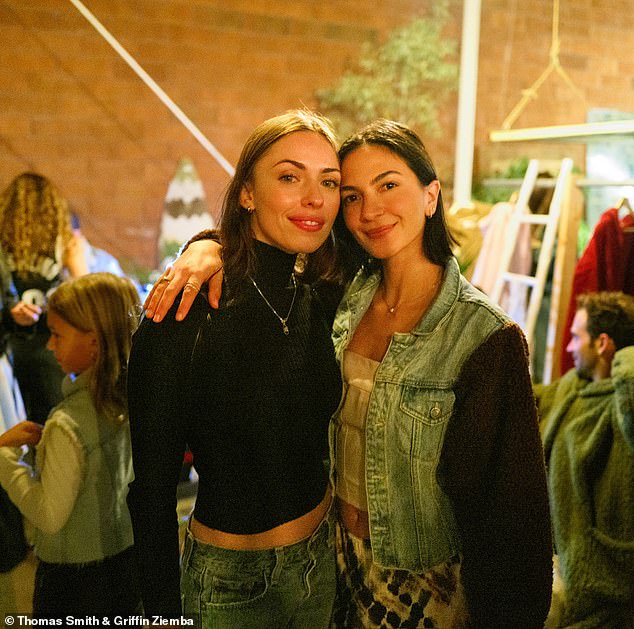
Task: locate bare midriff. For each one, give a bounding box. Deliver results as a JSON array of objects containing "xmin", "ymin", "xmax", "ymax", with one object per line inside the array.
[
  {"xmin": 337, "ymin": 497, "xmax": 370, "ymax": 540},
  {"xmin": 190, "ymin": 489, "xmax": 332, "ymax": 550}
]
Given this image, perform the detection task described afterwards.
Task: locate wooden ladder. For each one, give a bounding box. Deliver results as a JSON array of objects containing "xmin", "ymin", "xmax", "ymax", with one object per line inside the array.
[{"xmin": 489, "ymin": 158, "xmax": 574, "ymax": 355}]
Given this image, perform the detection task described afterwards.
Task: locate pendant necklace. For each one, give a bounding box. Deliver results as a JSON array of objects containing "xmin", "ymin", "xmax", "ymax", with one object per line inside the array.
[
  {"xmin": 381, "ymin": 275, "xmax": 441, "ymax": 315},
  {"xmin": 250, "ymin": 273, "xmax": 297, "ymax": 335}
]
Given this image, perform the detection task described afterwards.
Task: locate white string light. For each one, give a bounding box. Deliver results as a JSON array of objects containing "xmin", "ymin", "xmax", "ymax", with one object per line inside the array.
[{"xmin": 68, "ymin": 0, "xmax": 235, "ymax": 177}]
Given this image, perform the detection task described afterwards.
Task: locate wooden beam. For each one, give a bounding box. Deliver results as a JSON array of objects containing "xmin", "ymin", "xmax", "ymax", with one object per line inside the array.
[{"xmin": 490, "ymin": 119, "xmax": 634, "ymax": 143}]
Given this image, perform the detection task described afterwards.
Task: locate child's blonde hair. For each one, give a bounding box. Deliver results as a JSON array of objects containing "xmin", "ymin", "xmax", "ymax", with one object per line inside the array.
[{"xmin": 47, "ymin": 273, "xmax": 141, "ymax": 420}]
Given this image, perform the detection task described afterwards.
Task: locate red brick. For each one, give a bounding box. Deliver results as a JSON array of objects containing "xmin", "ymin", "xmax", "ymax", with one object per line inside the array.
[{"xmin": 2, "ymin": 0, "xmax": 634, "ymax": 269}]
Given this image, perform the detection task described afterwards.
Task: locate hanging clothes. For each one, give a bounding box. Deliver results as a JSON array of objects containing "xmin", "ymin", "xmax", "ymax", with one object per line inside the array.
[
  {"xmin": 560, "ymin": 207, "xmax": 634, "ymax": 374},
  {"xmin": 470, "ymin": 202, "xmax": 533, "ymax": 329}
]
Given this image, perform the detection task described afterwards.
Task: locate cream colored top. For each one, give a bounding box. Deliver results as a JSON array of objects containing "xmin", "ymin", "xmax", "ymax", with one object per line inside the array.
[{"xmin": 334, "ymin": 350, "xmax": 379, "ymax": 511}]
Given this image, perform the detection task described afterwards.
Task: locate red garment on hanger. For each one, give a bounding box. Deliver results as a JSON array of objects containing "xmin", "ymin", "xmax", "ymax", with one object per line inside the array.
[{"xmin": 560, "ymin": 208, "xmax": 634, "ymax": 374}]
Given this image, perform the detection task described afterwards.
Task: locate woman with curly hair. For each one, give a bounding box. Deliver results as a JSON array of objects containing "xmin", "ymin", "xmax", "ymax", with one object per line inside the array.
[{"xmin": 0, "ymin": 172, "xmax": 88, "ymax": 423}]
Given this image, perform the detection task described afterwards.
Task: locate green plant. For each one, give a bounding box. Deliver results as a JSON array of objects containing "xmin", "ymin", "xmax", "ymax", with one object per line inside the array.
[
  {"xmin": 315, "ymin": 3, "xmax": 458, "ymax": 139},
  {"xmin": 472, "ymin": 157, "xmax": 531, "ymax": 205}
]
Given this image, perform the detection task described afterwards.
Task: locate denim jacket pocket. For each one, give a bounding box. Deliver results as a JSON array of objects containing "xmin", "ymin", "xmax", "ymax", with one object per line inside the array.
[{"xmin": 398, "ymin": 387, "xmax": 454, "ymax": 462}]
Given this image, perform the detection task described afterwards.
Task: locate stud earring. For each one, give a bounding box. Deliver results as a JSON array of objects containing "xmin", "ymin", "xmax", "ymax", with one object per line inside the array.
[{"xmin": 246, "ymin": 206, "xmax": 255, "ymax": 214}]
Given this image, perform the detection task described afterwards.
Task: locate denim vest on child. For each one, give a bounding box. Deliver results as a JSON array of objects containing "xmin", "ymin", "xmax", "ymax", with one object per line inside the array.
[{"xmin": 34, "ymin": 370, "xmax": 135, "ymax": 564}]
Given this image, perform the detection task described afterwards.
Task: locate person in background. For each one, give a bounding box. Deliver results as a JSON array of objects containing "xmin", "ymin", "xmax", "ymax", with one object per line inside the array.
[
  {"xmin": 0, "ymin": 243, "xmax": 30, "ymax": 617},
  {"xmin": 0, "ymin": 243, "xmax": 25, "ymax": 431},
  {"xmin": 0, "ymin": 272, "xmax": 141, "ymax": 619},
  {"xmin": 0, "ymin": 172, "xmax": 88, "ymax": 423},
  {"xmin": 535, "ymin": 291, "xmax": 634, "ymax": 629},
  {"xmin": 127, "ymin": 110, "xmax": 343, "ymax": 627},
  {"xmin": 144, "ymin": 119, "xmax": 553, "ymax": 628},
  {"xmin": 70, "ymin": 211, "xmax": 128, "ymax": 278}
]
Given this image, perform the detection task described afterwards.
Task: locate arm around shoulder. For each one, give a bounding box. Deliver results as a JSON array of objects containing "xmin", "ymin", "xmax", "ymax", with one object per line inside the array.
[{"xmin": 144, "ymin": 232, "xmax": 224, "ymax": 321}]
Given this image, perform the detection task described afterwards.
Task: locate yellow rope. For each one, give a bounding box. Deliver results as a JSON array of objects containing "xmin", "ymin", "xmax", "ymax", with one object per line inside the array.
[{"xmin": 501, "ymin": 0, "xmax": 586, "ymax": 130}]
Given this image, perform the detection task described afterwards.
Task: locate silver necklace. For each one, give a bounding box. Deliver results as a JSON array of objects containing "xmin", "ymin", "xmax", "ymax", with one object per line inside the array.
[{"xmin": 250, "ymin": 273, "xmax": 297, "ymax": 335}]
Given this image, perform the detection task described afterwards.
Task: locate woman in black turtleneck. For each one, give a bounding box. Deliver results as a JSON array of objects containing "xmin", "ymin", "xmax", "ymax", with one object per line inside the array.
[{"xmin": 126, "ymin": 111, "xmax": 343, "ymax": 627}]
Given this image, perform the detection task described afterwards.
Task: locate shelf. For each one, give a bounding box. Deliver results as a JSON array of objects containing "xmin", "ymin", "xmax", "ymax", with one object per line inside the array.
[
  {"xmin": 482, "ymin": 177, "xmax": 634, "ymax": 188},
  {"xmin": 489, "ymin": 119, "xmax": 634, "ymax": 143}
]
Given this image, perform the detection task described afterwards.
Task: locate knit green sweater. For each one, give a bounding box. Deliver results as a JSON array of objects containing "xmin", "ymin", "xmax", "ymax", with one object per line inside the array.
[{"xmin": 535, "ymin": 346, "xmax": 634, "ymax": 628}]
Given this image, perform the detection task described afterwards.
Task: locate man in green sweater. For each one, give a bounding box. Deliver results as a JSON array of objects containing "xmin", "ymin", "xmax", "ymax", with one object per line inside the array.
[{"xmin": 535, "ymin": 291, "xmax": 634, "ymax": 629}]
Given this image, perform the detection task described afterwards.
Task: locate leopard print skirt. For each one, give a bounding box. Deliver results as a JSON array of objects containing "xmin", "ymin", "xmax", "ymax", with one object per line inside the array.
[{"xmin": 332, "ymin": 522, "xmax": 469, "ymax": 628}]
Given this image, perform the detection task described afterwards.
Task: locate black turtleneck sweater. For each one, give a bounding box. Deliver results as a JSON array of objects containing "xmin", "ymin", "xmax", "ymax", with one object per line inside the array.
[{"xmin": 126, "ymin": 241, "xmax": 342, "ymax": 616}]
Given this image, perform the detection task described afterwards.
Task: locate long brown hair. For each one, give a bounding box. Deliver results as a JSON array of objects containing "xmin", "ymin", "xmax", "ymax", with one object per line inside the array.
[
  {"xmin": 47, "ymin": 273, "xmax": 141, "ymax": 421},
  {"xmin": 219, "ymin": 110, "xmax": 340, "ymax": 293},
  {"xmin": 0, "ymin": 172, "xmax": 72, "ymax": 278}
]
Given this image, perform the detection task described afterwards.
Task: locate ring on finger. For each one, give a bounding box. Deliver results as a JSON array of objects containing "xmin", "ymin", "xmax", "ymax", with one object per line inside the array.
[{"xmin": 157, "ymin": 277, "xmax": 170, "ymax": 284}]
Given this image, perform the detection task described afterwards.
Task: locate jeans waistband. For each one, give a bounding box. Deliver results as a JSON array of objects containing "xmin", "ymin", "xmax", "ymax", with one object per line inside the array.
[{"xmin": 183, "ymin": 503, "xmax": 334, "ymax": 569}]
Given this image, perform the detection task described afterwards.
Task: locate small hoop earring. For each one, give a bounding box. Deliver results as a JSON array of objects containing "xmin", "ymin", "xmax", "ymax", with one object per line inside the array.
[{"xmin": 246, "ymin": 206, "xmax": 255, "ymax": 214}]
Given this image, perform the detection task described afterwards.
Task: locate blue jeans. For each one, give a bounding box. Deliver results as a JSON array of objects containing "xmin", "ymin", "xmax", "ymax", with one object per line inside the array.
[{"xmin": 180, "ymin": 511, "xmax": 336, "ymax": 629}]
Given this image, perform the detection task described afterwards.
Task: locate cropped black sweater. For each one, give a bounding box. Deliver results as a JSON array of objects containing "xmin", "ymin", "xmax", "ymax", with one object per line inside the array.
[{"xmin": 127, "ymin": 241, "xmax": 342, "ymax": 616}]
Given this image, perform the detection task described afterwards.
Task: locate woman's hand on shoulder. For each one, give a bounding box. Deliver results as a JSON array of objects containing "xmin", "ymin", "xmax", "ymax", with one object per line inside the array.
[
  {"xmin": 144, "ymin": 239, "xmax": 224, "ymax": 323},
  {"xmin": 0, "ymin": 421, "xmax": 43, "ymax": 448}
]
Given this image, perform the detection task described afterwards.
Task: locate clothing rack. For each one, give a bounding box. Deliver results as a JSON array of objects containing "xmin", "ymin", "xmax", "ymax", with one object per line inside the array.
[
  {"xmin": 483, "ymin": 106, "xmax": 632, "ymax": 381},
  {"xmin": 478, "ymin": 169, "xmax": 583, "ymax": 383},
  {"xmin": 482, "ymin": 178, "xmax": 634, "ymax": 188},
  {"xmin": 617, "ymin": 197, "xmax": 634, "ymax": 232},
  {"xmin": 489, "ymin": 179, "xmax": 633, "ymax": 382}
]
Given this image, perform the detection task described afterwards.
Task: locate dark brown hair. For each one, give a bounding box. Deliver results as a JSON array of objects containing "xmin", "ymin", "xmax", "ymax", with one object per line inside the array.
[
  {"xmin": 334, "ymin": 119, "xmax": 455, "ymax": 279},
  {"xmin": 577, "ymin": 291, "xmax": 634, "ymax": 350}
]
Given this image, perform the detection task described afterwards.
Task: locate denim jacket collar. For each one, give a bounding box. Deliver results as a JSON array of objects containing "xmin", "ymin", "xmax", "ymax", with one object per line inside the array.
[{"xmin": 411, "ymin": 256, "xmax": 460, "ymax": 335}]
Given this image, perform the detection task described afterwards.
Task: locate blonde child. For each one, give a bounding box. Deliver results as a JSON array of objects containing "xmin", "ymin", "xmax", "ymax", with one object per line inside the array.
[{"xmin": 0, "ymin": 272, "xmax": 141, "ymax": 618}]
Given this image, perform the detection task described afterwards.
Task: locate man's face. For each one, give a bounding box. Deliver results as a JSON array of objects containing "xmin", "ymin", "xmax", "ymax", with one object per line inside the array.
[{"xmin": 566, "ymin": 308, "xmax": 598, "ymax": 380}]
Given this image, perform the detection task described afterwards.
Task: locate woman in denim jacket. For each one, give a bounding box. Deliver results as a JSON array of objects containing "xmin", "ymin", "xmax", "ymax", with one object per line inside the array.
[
  {"xmin": 144, "ymin": 120, "xmax": 553, "ymax": 629},
  {"xmin": 327, "ymin": 120, "xmax": 551, "ymax": 628}
]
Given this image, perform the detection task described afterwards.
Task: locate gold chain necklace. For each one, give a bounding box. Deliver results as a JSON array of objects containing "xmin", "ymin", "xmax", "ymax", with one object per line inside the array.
[
  {"xmin": 380, "ymin": 276, "xmax": 441, "ymax": 315},
  {"xmin": 250, "ymin": 273, "xmax": 297, "ymax": 335}
]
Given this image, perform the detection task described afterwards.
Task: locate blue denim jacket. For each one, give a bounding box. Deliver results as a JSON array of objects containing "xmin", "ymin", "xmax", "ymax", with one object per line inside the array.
[{"xmin": 330, "ymin": 256, "xmax": 513, "ymax": 572}]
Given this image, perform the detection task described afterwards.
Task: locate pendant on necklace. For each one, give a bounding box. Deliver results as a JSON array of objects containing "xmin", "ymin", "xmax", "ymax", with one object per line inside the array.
[{"xmin": 250, "ymin": 273, "xmax": 297, "ymax": 336}]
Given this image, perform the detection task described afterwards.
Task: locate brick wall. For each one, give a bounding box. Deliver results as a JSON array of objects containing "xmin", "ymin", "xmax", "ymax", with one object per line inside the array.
[{"xmin": 1, "ymin": 0, "xmax": 633, "ymax": 272}]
